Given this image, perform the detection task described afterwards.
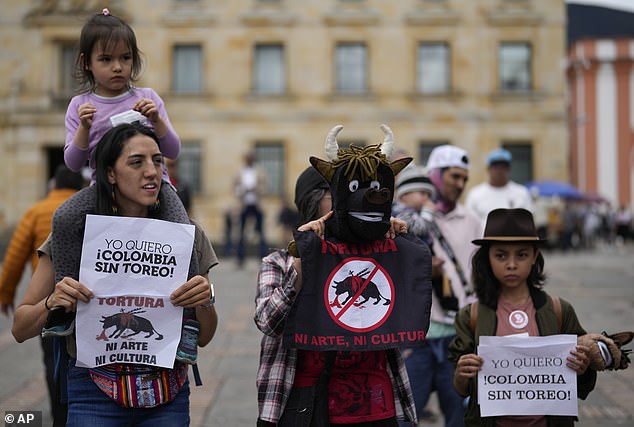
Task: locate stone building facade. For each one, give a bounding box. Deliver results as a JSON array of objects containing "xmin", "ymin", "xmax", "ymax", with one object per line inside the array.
[{"xmin": 0, "ymin": 0, "xmax": 568, "ymax": 245}]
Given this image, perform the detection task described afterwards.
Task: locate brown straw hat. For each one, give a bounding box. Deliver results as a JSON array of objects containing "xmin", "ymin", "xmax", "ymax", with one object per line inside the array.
[{"xmin": 472, "ymin": 208, "xmax": 547, "ymax": 245}]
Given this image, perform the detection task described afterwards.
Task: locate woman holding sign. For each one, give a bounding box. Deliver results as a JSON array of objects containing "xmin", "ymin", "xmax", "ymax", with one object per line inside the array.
[
  {"xmin": 13, "ymin": 123, "xmax": 217, "ymax": 426},
  {"xmin": 448, "ymin": 208, "xmax": 596, "ymax": 427}
]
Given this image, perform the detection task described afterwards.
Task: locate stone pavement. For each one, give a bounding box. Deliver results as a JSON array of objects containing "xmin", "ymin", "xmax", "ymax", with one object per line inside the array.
[{"xmin": 0, "ymin": 243, "xmax": 632, "ymax": 426}]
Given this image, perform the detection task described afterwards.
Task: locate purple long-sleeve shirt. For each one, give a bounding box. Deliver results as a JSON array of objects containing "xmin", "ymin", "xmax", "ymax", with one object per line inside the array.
[{"xmin": 64, "ymin": 87, "xmax": 180, "ymax": 182}]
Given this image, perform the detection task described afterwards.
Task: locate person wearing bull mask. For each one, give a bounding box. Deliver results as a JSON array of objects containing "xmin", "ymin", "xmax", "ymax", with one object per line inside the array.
[
  {"xmin": 255, "ymin": 124, "xmax": 429, "ymax": 427},
  {"xmin": 13, "ymin": 123, "xmax": 218, "ymax": 426}
]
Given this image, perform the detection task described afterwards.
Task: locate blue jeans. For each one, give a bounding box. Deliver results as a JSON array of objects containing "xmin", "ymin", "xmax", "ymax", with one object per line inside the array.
[
  {"xmin": 399, "ymin": 336, "xmax": 464, "ymax": 427},
  {"xmin": 66, "ymin": 362, "xmax": 190, "ymax": 427}
]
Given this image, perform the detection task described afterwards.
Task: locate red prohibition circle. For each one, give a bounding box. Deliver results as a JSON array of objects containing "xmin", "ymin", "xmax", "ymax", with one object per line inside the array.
[{"xmin": 323, "ymin": 257, "xmax": 394, "ymax": 333}]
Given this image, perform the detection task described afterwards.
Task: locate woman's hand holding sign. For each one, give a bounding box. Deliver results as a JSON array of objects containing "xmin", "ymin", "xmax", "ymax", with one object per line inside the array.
[
  {"xmin": 170, "ymin": 274, "xmax": 218, "ymax": 347},
  {"xmin": 49, "ymin": 277, "xmax": 94, "ymax": 313},
  {"xmin": 170, "ymin": 275, "xmax": 211, "ymax": 308}
]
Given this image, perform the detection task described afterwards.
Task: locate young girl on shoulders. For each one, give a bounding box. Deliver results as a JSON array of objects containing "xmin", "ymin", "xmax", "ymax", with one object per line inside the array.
[
  {"xmin": 65, "ymin": 8, "xmax": 180, "ymax": 187},
  {"xmin": 448, "ymin": 208, "xmax": 596, "ymax": 427}
]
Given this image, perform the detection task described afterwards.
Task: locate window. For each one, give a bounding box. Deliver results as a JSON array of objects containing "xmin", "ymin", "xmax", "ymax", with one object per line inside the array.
[
  {"xmin": 499, "ymin": 43, "xmax": 531, "ymax": 92},
  {"xmin": 417, "ymin": 42, "xmax": 450, "ymax": 94},
  {"xmin": 60, "ymin": 43, "xmax": 79, "ymax": 97},
  {"xmin": 418, "ymin": 141, "xmax": 447, "ymax": 167},
  {"xmin": 502, "ymin": 143, "xmax": 533, "ymax": 184},
  {"xmin": 178, "ymin": 142, "xmax": 202, "ymax": 193},
  {"xmin": 253, "ymin": 44, "xmax": 285, "ymax": 95},
  {"xmin": 255, "ymin": 143, "xmax": 284, "ymax": 196},
  {"xmin": 172, "ymin": 45, "xmax": 203, "ymax": 94},
  {"xmin": 335, "ymin": 43, "xmax": 367, "ymax": 94}
]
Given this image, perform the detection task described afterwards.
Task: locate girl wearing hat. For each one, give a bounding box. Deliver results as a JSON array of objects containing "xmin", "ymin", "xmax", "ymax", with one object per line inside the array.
[{"xmin": 448, "ymin": 208, "xmax": 596, "ymax": 427}]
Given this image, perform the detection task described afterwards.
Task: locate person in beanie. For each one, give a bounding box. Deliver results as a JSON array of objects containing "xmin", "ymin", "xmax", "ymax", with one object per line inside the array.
[
  {"xmin": 448, "ymin": 208, "xmax": 596, "ymax": 427},
  {"xmin": 392, "ymin": 164, "xmax": 441, "ymax": 424},
  {"xmin": 392, "ymin": 164, "xmax": 436, "ymax": 249},
  {"xmin": 402, "ymin": 145, "xmax": 481, "ymax": 427},
  {"xmin": 255, "ymin": 166, "xmax": 417, "ymax": 426}
]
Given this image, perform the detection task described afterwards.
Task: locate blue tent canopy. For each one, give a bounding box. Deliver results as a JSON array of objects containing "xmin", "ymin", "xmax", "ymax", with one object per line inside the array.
[{"xmin": 525, "ymin": 180, "xmax": 582, "ymax": 199}]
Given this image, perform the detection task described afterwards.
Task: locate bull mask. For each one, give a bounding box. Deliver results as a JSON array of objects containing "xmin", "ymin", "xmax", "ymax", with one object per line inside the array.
[{"xmin": 310, "ymin": 124, "xmax": 411, "ymax": 242}]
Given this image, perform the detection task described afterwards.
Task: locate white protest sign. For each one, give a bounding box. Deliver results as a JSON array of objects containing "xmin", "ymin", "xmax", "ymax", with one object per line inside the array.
[
  {"xmin": 75, "ymin": 215, "xmax": 195, "ymax": 369},
  {"xmin": 477, "ymin": 334, "xmax": 578, "ymax": 417},
  {"xmin": 79, "ymin": 215, "xmax": 194, "ymax": 295}
]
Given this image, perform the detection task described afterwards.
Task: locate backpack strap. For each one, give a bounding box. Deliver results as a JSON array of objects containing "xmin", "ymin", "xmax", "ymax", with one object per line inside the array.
[
  {"xmin": 192, "ymin": 364, "xmax": 203, "ymax": 386},
  {"xmin": 53, "ymin": 337, "xmax": 69, "ymax": 405},
  {"xmin": 469, "ymin": 301, "xmax": 479, "ymax": 334},
  {"xmin": 183, "ymin": 307, "xmax": 203, "ymax": 386},
  {"xmin": 550, "ymin": 295, "xmax": 562, "ymax": 333},
  {"xmin": 428, "ymin": 222, "xmax": 473, "ymax": 295}
]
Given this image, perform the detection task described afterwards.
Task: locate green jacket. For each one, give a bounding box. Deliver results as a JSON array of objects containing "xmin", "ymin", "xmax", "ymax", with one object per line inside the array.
[{"xmin": 448, "ymin": 288, "xmax": 597, "ymax": 427}]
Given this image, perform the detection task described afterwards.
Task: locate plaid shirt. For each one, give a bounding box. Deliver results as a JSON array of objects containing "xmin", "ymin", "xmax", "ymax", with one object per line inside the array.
[{"xmin": 254, "ymin": 249, "xmax": 417, "ymax": 424}]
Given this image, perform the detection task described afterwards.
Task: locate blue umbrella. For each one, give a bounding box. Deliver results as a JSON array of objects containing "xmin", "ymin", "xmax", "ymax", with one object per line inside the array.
[{"xmin": 525, "ymin": 180, "xmax": 582, "ymax": 199}]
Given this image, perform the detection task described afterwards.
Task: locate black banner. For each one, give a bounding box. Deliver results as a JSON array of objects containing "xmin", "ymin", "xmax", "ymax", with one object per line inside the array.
[{"xmin": 283, "ymin": 231, "xmax": 432, "ymax": 351}]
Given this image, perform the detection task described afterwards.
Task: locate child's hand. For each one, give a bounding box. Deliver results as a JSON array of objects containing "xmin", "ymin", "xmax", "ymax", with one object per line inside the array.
[
  {"xmin": 456, "ymin": 353, "xmax": 484, "ymax": 380},
  {"xmin": 454, "ymin": 353, "xmax": 484, "ymax": 395},
  {"xmin": 298, "ymin": 211, "xmax": 333, "ymax": 238},
  {"xmin": 387, "ymin": 217, "xmax": 408, "ymax": 239},
  {"xmin": 77, "ymin": 102, "xmax": 96, "ymax": 129},
  {"xmin": 567, "ymin": 344, "xmax": 591, "ymax": 375},
  {"xmin": 133, "ymin": 98, "xmax": 160, "ymax": 124}
]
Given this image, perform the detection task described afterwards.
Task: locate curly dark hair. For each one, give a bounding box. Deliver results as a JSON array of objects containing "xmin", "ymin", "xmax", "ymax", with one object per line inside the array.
[{"xmin": 471, "ymin": 244, "xmax": 546, "ymax": 308}]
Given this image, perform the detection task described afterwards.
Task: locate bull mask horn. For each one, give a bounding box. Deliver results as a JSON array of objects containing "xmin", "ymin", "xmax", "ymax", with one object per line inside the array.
[
  {"xmin": 380, "ymin": 124, "xmax": 394, "ymax": 159},
  {"xmin": 325, "ymin": 124, "xmax": 344, "ymax": 161}
]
